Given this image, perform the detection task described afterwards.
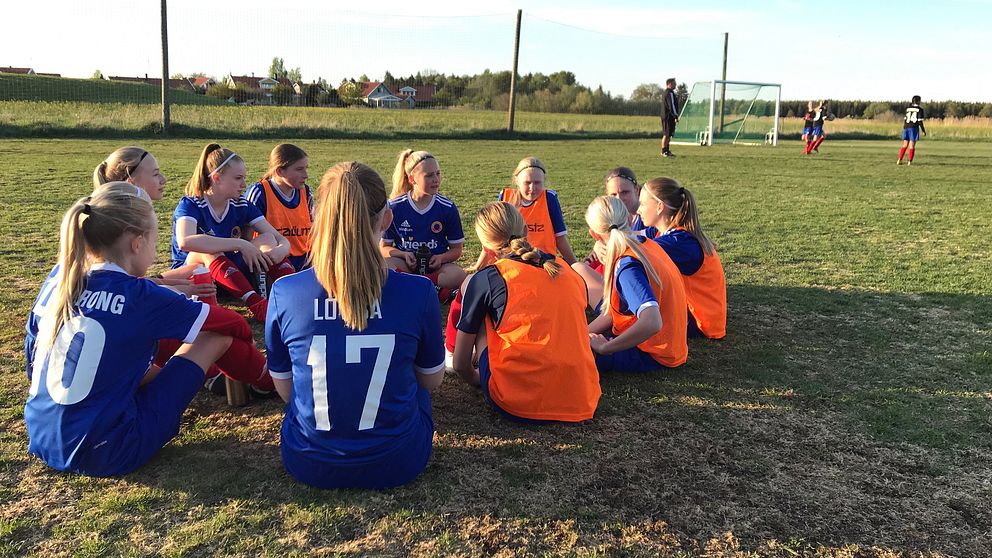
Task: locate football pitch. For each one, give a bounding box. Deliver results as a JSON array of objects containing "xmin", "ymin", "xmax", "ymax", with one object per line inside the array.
[{"xmin": 1, "ymin": 137, "xmax": 990, "ymax": 556}]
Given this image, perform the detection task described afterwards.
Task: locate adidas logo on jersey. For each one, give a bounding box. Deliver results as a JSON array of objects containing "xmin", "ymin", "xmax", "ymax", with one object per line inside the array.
[{"xmin": 400, "ymin": 220, "xmax": 411, "ymax": 228}]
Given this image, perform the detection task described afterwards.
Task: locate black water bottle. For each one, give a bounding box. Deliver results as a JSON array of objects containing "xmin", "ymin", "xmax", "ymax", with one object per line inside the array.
[{"xmin": 415, "ymin": 245, "xmax": 432, "ymax": 275}]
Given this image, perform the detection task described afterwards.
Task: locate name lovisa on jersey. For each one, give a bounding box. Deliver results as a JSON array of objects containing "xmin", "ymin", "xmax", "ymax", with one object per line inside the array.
[{"xmin": 314, "ymin": 297, "xmax": 383, "ymax": 321}]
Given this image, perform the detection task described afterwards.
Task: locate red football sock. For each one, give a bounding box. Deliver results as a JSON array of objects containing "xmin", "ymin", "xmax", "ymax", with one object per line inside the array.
[
  {"xmin": 214, "ymin": 338, "xmax": 274, "ymax": 391},
  {"xmin": 898, "ymin": 147, "xmax": 907, "ymax": 161},
  {"xmin": 209, "ymin": 256, "xmax": 256, "ymax": 300},
  {"xmin": 813, "ymin": 136, "xmax": 825, "ymax": 151},
  {"xmin": 266, "ymin": 258, "xmax": 296, "ymax": 283},
  {"xmin": 804, "ymin": 141, "xmax": 813, "ymax": 154},
  {"xmin": 444, "ymin": 290, "xmax": 463, "ymax": 353},
  {"xmin": 908, "ymin": 148, "xmax": 915, "ymax": 162}
]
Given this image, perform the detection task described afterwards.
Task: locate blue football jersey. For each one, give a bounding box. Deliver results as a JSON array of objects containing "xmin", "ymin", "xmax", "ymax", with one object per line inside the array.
[
  {"xmin": 265, "ymin": 269, "xmax": 444, "ymax": 464},
  {"xmin": 171, "ymin": 196, "xmax": 264, "ymax": 270},
  {"xmin": 24, "ymin": 262, "xmax": 209, "ymax": 472},
  {"xmin": 382, "ymin": 194, "xmax": 464, "ymax": 256}
]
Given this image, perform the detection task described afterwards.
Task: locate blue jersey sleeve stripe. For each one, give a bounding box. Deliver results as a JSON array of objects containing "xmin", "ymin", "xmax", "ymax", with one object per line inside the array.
[
  {"xmin": 448, "ymin": 238, "xmax": 465, "ymax": 244},
  {"xmin": 415, "ymin": 361, "xmax": 445, "ymax": 375},
  {"xmin": 182, "ymin": 302, "xmax": 210, "ymax": 344}
]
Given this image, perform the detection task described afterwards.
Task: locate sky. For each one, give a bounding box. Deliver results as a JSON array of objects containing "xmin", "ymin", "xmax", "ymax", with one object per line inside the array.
[{"xmin": 5, "ymin": 0, "xmax": 991, "ymax": 102}]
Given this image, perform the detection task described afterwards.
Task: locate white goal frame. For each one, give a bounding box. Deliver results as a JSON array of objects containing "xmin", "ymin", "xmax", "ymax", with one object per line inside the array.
[{"xmin": 673, "ymin": 80, "xmax": 782, "ymax": 147}]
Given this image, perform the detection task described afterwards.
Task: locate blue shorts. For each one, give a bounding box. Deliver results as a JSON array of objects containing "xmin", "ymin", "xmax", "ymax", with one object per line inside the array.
[
  {"xmin": 281, "ymin": 387, "xmax": 435, "ymax": 489},
  {"xmin": 75, "ymin": 356, "xmax": 204, "ymax": 477},
  {"xmin": 802, "ymin": 126, "xmax": 813, "ymax": 136},
  {"xmin": 901, "ymin": 128, "xmax": 920, "ymax": 142},
  {"xmin": 593, "ymin": 339, "xmax": 665, "ymax": 373},
  {"xmin": 812, "ymin": 126, "xmax": 824, "ymax": 137},
  {"xmin": 478, "ymin": 349, "xmax": 552, "ymax": 425}
]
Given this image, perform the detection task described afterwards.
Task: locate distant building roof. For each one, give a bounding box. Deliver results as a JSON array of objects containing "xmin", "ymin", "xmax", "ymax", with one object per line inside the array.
[{"xmin": 0, "ymin": 67, "xmax": 34, "ymax": 74}]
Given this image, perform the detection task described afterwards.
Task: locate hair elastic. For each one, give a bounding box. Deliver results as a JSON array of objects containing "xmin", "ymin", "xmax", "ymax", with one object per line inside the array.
[
  {"xmin": 210, "ymin": 152, "xmax": 238, "ymax": 176},
  {"xmin": 408, "ymin": 153, "xmax": 435, "ymax": 171},
  {"xmin": 608, "ymin": 224, "xmax": 620, "ymax": 231},
  {"xmin": 608, "ymin": 171, "xmax": 638, "ymax": 186},
  {"xmin": 514, "ymin": 164, "xmax": 546, "ymax": 177},
  {"xmin": 81, "ymin": 203, "xmax": 92, "ymax": 215}
]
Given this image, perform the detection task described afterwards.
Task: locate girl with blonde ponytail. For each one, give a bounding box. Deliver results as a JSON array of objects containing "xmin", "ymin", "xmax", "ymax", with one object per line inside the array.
[
  {"xmin": 638, "ymin": 177, "xmax": 726, "ymax": 339},
  {"xmin": 265, "ymin": 162, "xmax": 445, "ymax": 490},
  {"xmin": 24, "ymin": 183, "xmax": 241, "ymax": 477},
  {"xmin": 578, "ymin": 196, "xmax": 688, "ymax": 371},
  {"xmin": 381, "ymin": 149, "xmax": 466, "ymax": 301},
  {"xmin": 450, "ymin": 202, "xmax": 600, "ymax": 423},
  {"xmin": 171, "ymin": 143, "xmax": 296, "ymax": 323}
]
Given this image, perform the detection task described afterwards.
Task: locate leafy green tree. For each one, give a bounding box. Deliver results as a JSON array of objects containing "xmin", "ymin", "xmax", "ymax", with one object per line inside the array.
[
  {"xmin": 338, "ymin": 81, "xmax": 362, "ymax": 105},
  {"xmin": 630, "ymin": 83, "xmax": 663, "ymax": 102},
  {"xmin": 268, "ymin": 57, "xmax": 287, "ymax": 80},
  {"xmin": 287, "ymin": 67, "xmax": 302, "ymax": 84},
  {"xmin": 91, "ymin": 69, "xmax": 103, "ymax": 80}
]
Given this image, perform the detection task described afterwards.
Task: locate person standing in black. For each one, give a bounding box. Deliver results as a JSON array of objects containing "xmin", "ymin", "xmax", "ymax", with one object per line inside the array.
[{"xmin": 660, "ymin": 78, "xmax": 679, "ymax": 157}]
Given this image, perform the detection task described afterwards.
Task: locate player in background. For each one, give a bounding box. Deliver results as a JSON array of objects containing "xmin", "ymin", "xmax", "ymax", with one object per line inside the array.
[
  {"xmin": 637, "ymin": 177, "xmax": 726, "ymax": 339},
  {"xmin": 24, "ymin": 185, "xmax": 249, "ymax": 477},
  {"xmin": 660, "ymin": 77, "xmax": 680, "ymax": 157},
  {"xmin": 266, "ymin": 162, "xmax": 444, "ymax": 490},
  {"xmin": 381, "ymin": 149, "xmax": 466, "ymax": 301},
  {"xmin": 451, "ymin": 202, "xmax": 600, "ymax": 423},
  {"xmin": 171, "ymin": 143, "xmax": 295, "ymax": 323},
  {"xmin": 801, "ymin": 101, "xmax": 816, "ymax": 148},
  {"xmin": 245, "ymin": 143, "xmax": 314, "ymax": 272},
  {"xmin": 580, "ymin": 196, "xmax": 688, "ymax": 372},
  {"xmin": 497, "ymin": 157, "xmax": 577, "ymax": 266},
  {"xmin": 805, "ymin": 100, "xmax": 831, "ymax": 155},
  {"xmin": 897, "ymin": 95, "xmax": 927, "ymax": 165},
  {"xmin": 583, "ymin": 167, "xmax": 659, "ymax": 274}
]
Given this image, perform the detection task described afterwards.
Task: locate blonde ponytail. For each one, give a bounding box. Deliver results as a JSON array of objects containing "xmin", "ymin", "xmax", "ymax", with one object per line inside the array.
[
  {"xmin": 642, "ymin": 177, "xmax": 715, "ymax": 256},
  {"xmin": 584, "ymin": 196, "xmax": 661, "ymax": 316},
  {"xmin": 186, "ymin": 143, "xmax": 242, "ymax": 198},
  {"xmin": 47, "ymin": 183, "xmax": 154, "ymax": 346},
  {"xmin": 93, "ymin": 146, "xmax": 149, "ymax": 188},
  {"xmin": 311, "ymin": 162, "xmax": 388, "ymax": 331},
  {"xmin": 473, "ymin": 201, "xmax": 561, "ymax": 277}
]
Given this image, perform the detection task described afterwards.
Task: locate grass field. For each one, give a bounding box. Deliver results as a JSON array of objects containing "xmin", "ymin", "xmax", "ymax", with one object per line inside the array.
[
  {"xmin": 3, "ymin": 99, "xmax": 992, "ymax": 142},
  {"xmin": 1, "ymin": 137, "xmax": 991, "ymax": 556}
]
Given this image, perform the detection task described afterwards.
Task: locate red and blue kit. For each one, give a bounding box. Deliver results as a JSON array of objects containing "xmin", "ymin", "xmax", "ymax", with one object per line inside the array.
[
  {"xmin": 245, "ymin": 179, "xmax": 314, "ymax": 272},
  {"xmin": 25, "ymin": 262, "xmax": 210, "ymax": 476},
  {"xmin": 171, "ymin": 196, "xmax": 265, "ymax": 273},
  {"xmin": 382, "ymin": 193, "xmax": 464, "ymax": 256},
  {"xmin": 498, "ymin": 189, "xmax": 567, "ymax": 256},
  {"xmin": 265, "ymin": 269, "xmax": 444, "ymax": 489}
]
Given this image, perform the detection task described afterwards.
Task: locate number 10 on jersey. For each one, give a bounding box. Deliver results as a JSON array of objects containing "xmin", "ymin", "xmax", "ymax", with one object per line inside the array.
[{"xmin": 306, "ymin": 334, "xmax": 396, "ymax": 431}]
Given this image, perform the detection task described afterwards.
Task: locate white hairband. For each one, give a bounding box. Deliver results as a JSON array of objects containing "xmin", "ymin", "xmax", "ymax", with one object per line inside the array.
[{"xmin": 210, "ymin": 152, "xmax": 238, "ymax": 176}]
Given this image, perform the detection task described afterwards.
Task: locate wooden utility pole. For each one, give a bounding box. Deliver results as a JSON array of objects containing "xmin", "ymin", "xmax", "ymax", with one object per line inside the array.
[
  {"xmin": 718, "ymin": 32, "xmax": 728, "ymax": 134},
  {"xmin": 506, "ymin": 9, "xmax": 522, "ymax": 132},
  {"xmin": 161, "ymin": 0, "xmax": 171, "ymax": 132}
]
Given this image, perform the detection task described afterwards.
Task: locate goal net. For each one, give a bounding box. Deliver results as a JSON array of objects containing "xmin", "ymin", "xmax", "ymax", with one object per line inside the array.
[{"xmin": 672, "ymin": 80, "xmax": 781, "ymax": 146}]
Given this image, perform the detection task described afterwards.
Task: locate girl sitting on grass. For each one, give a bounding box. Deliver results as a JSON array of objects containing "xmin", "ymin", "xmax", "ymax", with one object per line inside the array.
[
  {"xmin": 637, "ymin": 177, "xmax": 726, "ymax": 339},
  {"xmin": 171, "ymin": 143, "xmax": 295, "ymax": 323},
  {"xmin": 451, "ymin": 201, "xmax": 600, "ymax": 423},
  {"xmin": 578, "ymin": 196, "xmax": 688, "ymax": 371},
  {"xmin": 266, "ymin": 162, "xmax": 445, "ymax": 490}
]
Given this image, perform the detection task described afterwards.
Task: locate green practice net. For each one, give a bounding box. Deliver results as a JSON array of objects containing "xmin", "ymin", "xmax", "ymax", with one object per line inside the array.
[{"xmin": 672, "ymin": 81, "xmax": 780, "ymax": 145}]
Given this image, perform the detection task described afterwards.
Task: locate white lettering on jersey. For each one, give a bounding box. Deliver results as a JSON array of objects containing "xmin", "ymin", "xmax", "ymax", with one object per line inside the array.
[
  {"xmin": 75, "ymin": 290, "xmax": 125, "ymax": 315},
  {"xmin": 313, "ymin": 298, "xmax": 383, "ymax": 321}
]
